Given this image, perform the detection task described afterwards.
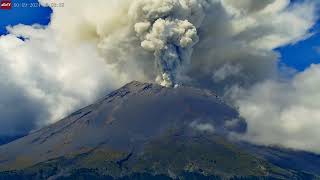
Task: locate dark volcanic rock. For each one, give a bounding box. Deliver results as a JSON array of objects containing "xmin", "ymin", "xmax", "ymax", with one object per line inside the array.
[
  {"xmin": 0, "ymin": 135, "xmax": 25, "ymax": 146},
  {"xmin": 0, "ymin": 81, "xmax": 319, "ymax": 180},
  {"xmin": 0, "ymin": 81, "xmax": 245, "ymax": 171},
  {"xmin": 241, "ymin": 143, "xmax": 320, "ymax": 176}
]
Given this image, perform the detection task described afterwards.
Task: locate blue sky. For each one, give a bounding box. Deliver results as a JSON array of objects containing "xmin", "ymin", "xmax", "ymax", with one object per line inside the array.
[
  {"xmin": 0, "ymin": 0, "xmax": 319, "ymax": 72},
  {"xmin": 0, "ymin": 0, "xmax": 51, "ymax": 34},
  {"xmin": 277, "ymin": 22, "xmax": 320, "ymax": 71}
]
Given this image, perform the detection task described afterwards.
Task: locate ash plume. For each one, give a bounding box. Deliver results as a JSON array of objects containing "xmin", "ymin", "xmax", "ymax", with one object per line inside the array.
[
  {"xmin": 130, "ymin": 0, "xmax": 209, "ymax": 87},
  {"xmin": 0, "ymin": 0, "xmax": 319, "ymax": 153}
]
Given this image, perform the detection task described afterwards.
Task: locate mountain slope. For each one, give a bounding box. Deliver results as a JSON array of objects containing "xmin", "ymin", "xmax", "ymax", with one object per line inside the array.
[
  {"xmin": 0, "ymin": 135, "xmax": 25, "ymax": 146},
  {"xmin": 241, "ymin": 143, "xmax": 320, "ymax": 176},
  {"xmin": 0, "ymin": 81, "xmax": 319, "ymax": 179},
  {"xmin": 0, "ymin": 81, "xmax": 245, "ymax": 170}
]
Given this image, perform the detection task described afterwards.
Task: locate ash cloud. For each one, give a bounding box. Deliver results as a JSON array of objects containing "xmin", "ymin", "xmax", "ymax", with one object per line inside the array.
[
  {"xmin": 0, "ymin": 0, "xmax": 319, "ymax": 153},
  {"xmin": 130, "ymin": 0, "xmax": 209, "ymax": 87}
]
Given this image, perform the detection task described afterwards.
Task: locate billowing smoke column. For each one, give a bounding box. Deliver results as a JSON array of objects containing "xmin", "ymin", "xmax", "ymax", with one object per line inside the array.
[
  {"xmin": 2, "ymin": 0, "xmax": 319, "ymax": 153},
  {"xmin": 130, "ymin": 0, "xmax": 209, "ymax": 87}
]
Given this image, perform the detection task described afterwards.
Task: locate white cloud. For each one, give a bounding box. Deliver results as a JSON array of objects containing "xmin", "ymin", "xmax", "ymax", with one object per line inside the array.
[
  {"xmin": 37, "ymin": 0, "xmax": 318, "ymax": 90},
  {"xmin": 0, "ymin": 24, "xmax": 127, "ymax": 135},
  {"xmin": 190, "ymin": 121, "xmax": 215, "ymax": 133},
  {"xmin": 233, "ymin": 64, "xmax": 320, "ymax": 153},
  {"xmin": 0, "ymin": 0, "xmax": 319, "ymax": 155}
]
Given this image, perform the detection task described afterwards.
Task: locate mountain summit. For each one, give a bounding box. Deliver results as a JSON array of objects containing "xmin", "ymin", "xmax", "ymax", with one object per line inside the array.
[
  {"xmin": 0, "ymin": 81, "xmax": 319, "ymax": 179},
  {"xmin": 0, "ymin": 81, "xmax": 244, "ymax": 168}
]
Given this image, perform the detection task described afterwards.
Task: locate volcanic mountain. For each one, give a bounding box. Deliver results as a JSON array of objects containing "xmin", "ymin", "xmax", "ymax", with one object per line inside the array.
[{"xmin": 0, "ymin": 81, "xmax": 319, "ymax": 179}]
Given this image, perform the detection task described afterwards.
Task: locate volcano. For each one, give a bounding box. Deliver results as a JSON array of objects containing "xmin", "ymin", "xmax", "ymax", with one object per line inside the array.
[{"xmin": 0, "ymin": 81, "xmax": 319, "ymax": 179}]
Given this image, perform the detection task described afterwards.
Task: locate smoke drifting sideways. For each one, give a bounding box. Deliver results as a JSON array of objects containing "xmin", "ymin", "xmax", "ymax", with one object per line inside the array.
[
  {"xmin": 39, "ymin": 0, "xmax": 317, "ymax": 89},
  {"xmin": 47, "ymin": 0, "xmax": 210, "ymax": 87},
  {"xmin": 0, "ymin": 0, "xmax": 320, "ymax": 153}
]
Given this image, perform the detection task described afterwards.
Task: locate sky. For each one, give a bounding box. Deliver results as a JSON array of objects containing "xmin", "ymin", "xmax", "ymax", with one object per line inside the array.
[
  {"xmin": 0, "ymin": 0, "xmax": 320, "ymax": 153},
  {"xmin": 0, "ymin": 0, "xmax": 51, "ymax": 34},
  {"xmin": 277, "ymin": 22, "xmax": 320, "ymax": 71},
  {"xmin": 0, "ymin": 0, "xmax": 318, "ymax": 71}
]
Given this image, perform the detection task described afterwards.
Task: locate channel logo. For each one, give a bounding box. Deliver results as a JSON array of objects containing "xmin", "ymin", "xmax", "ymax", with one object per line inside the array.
[{"xmin": 1, "ymin": 0, "xmax": 11, "ymax": 10}]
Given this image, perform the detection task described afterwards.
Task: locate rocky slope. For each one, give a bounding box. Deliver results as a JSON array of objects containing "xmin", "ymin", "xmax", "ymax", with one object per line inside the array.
[{"xmin": 0, "ymin": 81, "xmax": 319, "ymax": 179}]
